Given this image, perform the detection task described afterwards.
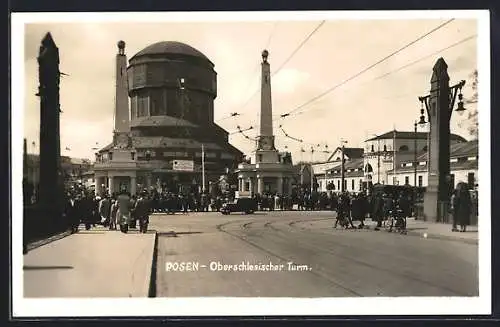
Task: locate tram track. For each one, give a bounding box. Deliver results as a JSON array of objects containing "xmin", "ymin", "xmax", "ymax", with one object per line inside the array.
[
  {"xmin": 216, "ymin": 220, "xmax": 363, "ymax": 297},
  {"xmin": 218, "ymin": 216, "xmax": 471, "ymax": 296},
  {"xmin": 260, "ymin": 219, "xmax": 471, "ymax": 296}
]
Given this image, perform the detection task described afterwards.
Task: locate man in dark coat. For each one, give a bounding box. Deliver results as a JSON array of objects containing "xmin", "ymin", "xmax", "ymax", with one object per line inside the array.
[
  {"xmin": 134, "ymin": 191, "xmax": 152, "ymax": 233},
  {"xmin": 455, "ymin": 186, "xmax": 472, "ymax": 232}
]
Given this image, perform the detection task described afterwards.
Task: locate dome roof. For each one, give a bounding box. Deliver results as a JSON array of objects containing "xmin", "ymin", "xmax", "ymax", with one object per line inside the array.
[{"xmin": 131, "ymin": 41, "xmax": 211, "ymax": 62}]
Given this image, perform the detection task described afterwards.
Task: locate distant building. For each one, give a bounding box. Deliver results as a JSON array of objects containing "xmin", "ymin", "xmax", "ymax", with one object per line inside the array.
[
  {"xmin": 314, "ymin": 130, "xmax": 472, "ymax": 193},
  {"xmin": 24, "ymin": 153, "xmax": 93, "ymax": 191}
]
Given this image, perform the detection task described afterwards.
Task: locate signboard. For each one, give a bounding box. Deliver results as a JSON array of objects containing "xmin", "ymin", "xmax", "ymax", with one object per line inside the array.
[{"xmin": 172, "ymin": 160, "xmax": 194, "ymax": 172}]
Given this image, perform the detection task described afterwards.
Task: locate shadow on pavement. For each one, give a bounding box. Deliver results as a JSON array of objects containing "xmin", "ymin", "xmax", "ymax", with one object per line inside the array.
[
  {"xmin": 24, "ymin": 265, "xmax": 74, "ymax": 270},
  {"xmin": 157, "ymin": 231, "xmax": 203, "ymax": 237}
]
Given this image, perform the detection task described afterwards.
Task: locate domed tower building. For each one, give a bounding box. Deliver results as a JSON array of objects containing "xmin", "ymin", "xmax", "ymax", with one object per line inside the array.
[{"xmin": 94, "ymin": 41, "xmax": 243, "ymax": 195}]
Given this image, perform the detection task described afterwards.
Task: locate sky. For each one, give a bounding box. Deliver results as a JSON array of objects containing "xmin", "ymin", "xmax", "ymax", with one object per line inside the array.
[{"xmin": 21, "ymin": 13, "xmax": 479, "ymax": 162}]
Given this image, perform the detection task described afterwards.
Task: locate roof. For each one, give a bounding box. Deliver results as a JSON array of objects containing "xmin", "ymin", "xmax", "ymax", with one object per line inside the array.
[
  {"xmin": 130, "ymin": 41, "xmax": 211, "ymax": 63},
  {"xmin": 366, "ymin": 130, "xmax": 467, "ymax": 142},
  {"xmin": 401, "ymin": 140, "xmax": 478, "ymax": 163},
  {"xmin": 327, "ymin": 147, "xmax": 364, "ymax": 161},
  {"xmin": 326, "ymin": 158, "xmax": 364, "ymax": 174}
]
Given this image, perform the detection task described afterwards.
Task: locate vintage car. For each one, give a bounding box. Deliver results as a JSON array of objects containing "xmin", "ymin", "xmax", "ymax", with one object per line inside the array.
[{"xmin": 220, "ymin": 197, "xmax": 258, "ymax": 215}]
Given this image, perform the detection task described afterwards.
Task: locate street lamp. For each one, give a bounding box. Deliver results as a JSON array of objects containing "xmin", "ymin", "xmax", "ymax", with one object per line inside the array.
[
  {"xmin": 417, "ymin": 68, "xmax": 466, "ymax": 223},
  {"xmin": 418, "ymin": 80, "xmax": 466, "ymax": 124},
  {"xmin": 370, "ymin": 134, "xmax": 381, "ymax": 184}
]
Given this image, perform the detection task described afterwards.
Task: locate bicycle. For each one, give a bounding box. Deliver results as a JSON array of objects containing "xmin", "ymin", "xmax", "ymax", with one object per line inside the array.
[{"xmin": 385, "ymin": 208, "xmax": 407, "ymax": 234}]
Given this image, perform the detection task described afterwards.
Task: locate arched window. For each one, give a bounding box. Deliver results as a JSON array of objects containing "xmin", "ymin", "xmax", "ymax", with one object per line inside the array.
[
  {"xmin": 364, "ymin": 163, "xmax": 373, "ymax": 173},
  {"xmin": 383, "ymin": 145, "xmax": 387, "ymax": 152},
  {"xmin": 399, "ymin": 145, "xmax": 409, "ymax": 152},
  {"xmin": 371, "ymin": 144, "xmax": 375, "ymax": 152}
]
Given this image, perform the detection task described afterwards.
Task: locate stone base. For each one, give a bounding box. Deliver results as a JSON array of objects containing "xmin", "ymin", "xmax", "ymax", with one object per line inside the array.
[{"xmin": 423, "ymin": 190, "xmax": 438, "ymax": 222}]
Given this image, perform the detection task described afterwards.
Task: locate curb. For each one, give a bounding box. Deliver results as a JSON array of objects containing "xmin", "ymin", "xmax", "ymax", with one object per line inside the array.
[
  {"xmin": 404, "ymin": 229, "xmax": 478, "ymax": 245},
  {"xmin": 26, "ymin": 230, "xmax": 72, "ymax": 252},
  {"xmin": 358, "ymin": 224, "xmax": 478, "ymax": 245},
  {"xmin": 148, "ymin": 231, "xmax": 159, "ymax": 298}
]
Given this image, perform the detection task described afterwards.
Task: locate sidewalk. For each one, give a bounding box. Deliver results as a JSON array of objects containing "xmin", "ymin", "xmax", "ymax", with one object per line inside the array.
[
  {"xmin": 359, "ymin": 218, "xmax": 478, "ymax": 244},
  {"xmin": 403, "ymin": 218, "xmax": 478, "ymax": 245},
  {"xmin": 23, "ymin": 226, "xmax": 157, "ymax": 298}
]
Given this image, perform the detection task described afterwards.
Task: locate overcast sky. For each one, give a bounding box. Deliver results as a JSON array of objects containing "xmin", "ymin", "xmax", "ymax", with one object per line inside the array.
[{"xmin": 21, "ymin": 15, "xmax": 478, "ymax": 161}]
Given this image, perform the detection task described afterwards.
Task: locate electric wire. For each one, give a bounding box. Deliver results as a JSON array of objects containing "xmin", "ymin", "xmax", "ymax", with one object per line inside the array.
[
  {"xmin": 237, "ymin": 20, "xmax": 326, "ymax": 114},
  {"xmin": 276, "ymin": 18, "xmax": 455, "ymax": 120}
]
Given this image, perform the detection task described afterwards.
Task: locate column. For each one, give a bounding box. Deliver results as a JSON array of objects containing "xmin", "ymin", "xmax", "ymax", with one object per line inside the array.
[
  {"xmin": 108, "ymin": 175, "xmax": 115, "ymax": 195},
  {"xmin": 95, "ymin": 177, "xmax": 102, "ymax": 196},
  {"xmin": 257, "ymin": 176, "xmax": 264, "ymax": 195},
  {"xmin": 277, "ymin": 177, "xmax": 283, "ymax": 195},
  {"xmin": 238, "ymin": 178, "xmax": 242, "ymax": 192},
  {"xmin": 249, "ymin": 178, "xmax": 253, "ymax": 196},
  {"xmin": 130, "ymin": 176, "xmax": 137, "ymax": 195}
]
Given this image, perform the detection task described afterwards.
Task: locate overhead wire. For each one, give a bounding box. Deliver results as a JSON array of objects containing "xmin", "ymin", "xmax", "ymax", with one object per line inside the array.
[
  {"xmin": 287, "ymin": 33, "xmax": 477, "ymax": 118},
  {"xmin": 237, "ymin": 20, "xmax": 326, "ymax": 115},
  {"xmin": 275, "ymin": 18, "xmax": 456, "ymax": 120}
]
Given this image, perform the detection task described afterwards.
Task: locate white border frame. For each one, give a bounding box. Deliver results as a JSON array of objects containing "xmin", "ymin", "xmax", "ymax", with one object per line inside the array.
[{"xmin": 11, "ymin": 10, "xmax": 491, "ymax": 317}]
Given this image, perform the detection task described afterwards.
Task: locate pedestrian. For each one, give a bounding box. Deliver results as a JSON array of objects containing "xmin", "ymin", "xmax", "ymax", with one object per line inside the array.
[
  {"xmin": 373, "ymin": 193, "xmax": 384, "ymax": 231},
  {"xmin": 109, "ymin": 196, "xmax": 118, "ymax": 230},
  {"xmin": 450, "ymin": 190, "xmax": 459, "ymax": 232},
  {"xmin": 130, "ymin": 195, "xmax": 137, "ymax": 229},
  {"xmin": 116, "ymin": 188, "xmax": 132, "ymax": 233},
  {"xmin": 455, "ymin": 184, "xmax": 472, "ymax": 232},
  {"xmin": 134, "ymin": 191, "xmax": 151, "ymax": 233},
  {"xmin": 99, "ymin": 193, "xmax": 111, "ymax": 227}
]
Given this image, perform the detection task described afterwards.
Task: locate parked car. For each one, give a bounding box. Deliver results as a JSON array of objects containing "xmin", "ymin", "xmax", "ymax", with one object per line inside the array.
[{"xmin": 220, "ymin": 198, "xmax": 258, "ymax": 215}]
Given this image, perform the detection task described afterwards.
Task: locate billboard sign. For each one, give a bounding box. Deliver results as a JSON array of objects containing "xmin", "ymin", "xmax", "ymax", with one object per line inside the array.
[{"xmin": 172, "ymin": 160, "xmax": 194, "ymax": 172}]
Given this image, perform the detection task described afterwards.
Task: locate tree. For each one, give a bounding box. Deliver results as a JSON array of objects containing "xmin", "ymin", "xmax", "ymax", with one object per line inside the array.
[{"xmin": 459, "ymin": 70, "xmax": 478, "ymax": 140}]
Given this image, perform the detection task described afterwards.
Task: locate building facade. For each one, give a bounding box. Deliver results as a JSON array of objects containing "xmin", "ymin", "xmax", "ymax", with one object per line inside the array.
[
  {"xmin": 93, "ymin": 41, "xmax": 243, "ymax": 196},
  {"xmin": 315, "ymin": 130, "xmax": 473, "ymax": 194}
]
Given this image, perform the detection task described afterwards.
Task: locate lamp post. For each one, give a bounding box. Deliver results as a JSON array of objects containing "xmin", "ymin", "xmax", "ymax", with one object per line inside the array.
[
  {"xmin": 340, "ymin": 140, "xmax": 348, "ymax": 193},
  {"xmin": 310, "ymin": 146, "xmax": 314, "ymax": 194},
  {"xmin": 417, "ymin": 57, "xmax": 466, "ymax": 223},
  {"xmin": 413, "ymin": 121, "xmax": 418, "ymax": 188}
]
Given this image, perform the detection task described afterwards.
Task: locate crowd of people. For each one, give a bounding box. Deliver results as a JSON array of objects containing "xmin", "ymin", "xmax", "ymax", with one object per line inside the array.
[
  {"xmin": 51, "ymin": 182, "xmax": 475, "ymax": 234},
  {"xmin": 62, "ymin": 187, "xmax": 153, "ymax": 234}
]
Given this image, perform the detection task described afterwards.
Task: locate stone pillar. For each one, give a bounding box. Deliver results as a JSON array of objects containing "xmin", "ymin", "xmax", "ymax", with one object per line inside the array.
[
  {"xmin": 130, "ymin": 176, "xmax": 137, "ymax": 195},
  {"xmin": 277, "ymin": 177, "xmax": 283, "ymax": 195},
  {"xmin": 37, "ymin": 32, "xmax": 63, "ymax": 228},
  {"xmin": 146, "ymin": 173, "xmax": 152, "ymax": 190},
  {"xmin": 249, "ymin": 178, "xmax": 253, "ymax": 196},
  {"xmin": 108, "ymin": 175, "xmax": 115, "ymax": 195},
  {"xmin": 257, "ymin": 176, "xmax": 264, "ymax": 195},
  {"xmin": 238, "ymin": 178, "xmax": 242, "ymax": 192},
  {"xmin": 95, "ymin": 177, "xmax": 102, "ymax": 196},
  {"xmin": 424, "ymin": 58, "xmax": 452, "ymax": 223}
]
